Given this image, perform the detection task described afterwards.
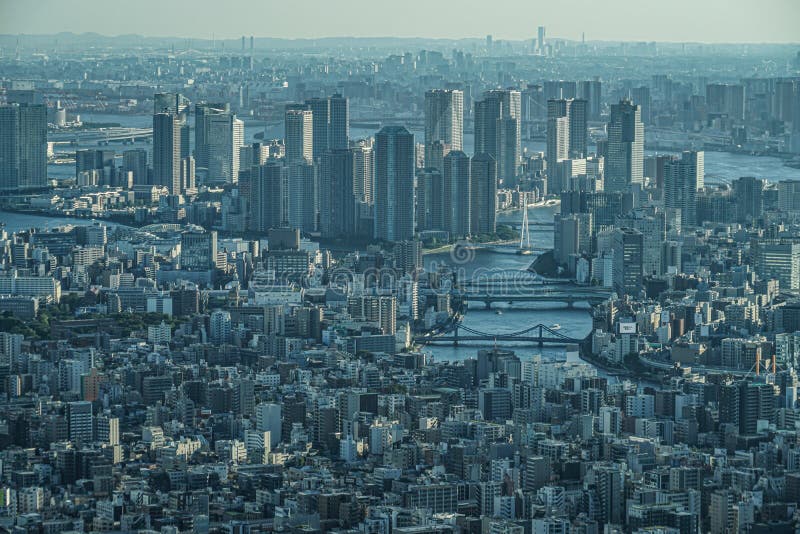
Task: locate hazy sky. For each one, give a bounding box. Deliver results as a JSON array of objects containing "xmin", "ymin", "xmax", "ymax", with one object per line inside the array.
[{"xmin": 1, "ymin": 0, "xmax": 798, "ymax": 43}]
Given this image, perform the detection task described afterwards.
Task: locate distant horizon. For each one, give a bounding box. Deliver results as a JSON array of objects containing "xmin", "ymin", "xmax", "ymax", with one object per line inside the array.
[
  {"xmin": 1, "ymin": 0, "xmax": 799, "ymax": 45},
  {"xmin": 1, "ymin": 31, "xmax": 798, "ymax": 47}
]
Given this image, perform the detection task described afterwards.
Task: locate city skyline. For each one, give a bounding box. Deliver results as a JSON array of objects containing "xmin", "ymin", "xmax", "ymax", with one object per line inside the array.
[
  {"xmin": 1, "ymin": 0, "xmax": 799, "ymax": 44},
  {"xmin": 3, "ymin": 4, "xmax": 800, "ymax": 533}
]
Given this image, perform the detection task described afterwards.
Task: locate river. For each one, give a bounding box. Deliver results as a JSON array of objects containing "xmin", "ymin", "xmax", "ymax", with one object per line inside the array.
[
  {"xmin": 421, "ymin": 203, "xmax": 596, "ymax": 362},
  {"xmin": 0, "ymin": 210, "xmax": 131, "ymax": 234}
]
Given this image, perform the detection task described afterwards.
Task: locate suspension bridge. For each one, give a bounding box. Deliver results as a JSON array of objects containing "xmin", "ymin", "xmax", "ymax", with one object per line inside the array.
[{"xmin": 415, "ymin": 322, "xmax": 585, "ymax": 347}]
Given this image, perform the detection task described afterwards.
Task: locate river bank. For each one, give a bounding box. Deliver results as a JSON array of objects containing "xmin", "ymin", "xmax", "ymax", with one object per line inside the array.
[{"xmin": 0, "ymin": 208, "xmax": 135, "ymax": 233}]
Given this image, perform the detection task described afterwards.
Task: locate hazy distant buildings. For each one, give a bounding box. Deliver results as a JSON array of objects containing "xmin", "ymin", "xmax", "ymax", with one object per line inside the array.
[
  {"xmin": 154, "ymin": 92, "xmax": 189, "ymax": 116},
  {"xmin": 374, "ymin": 126, "xmax": 415, "ymax": 242},
  {"xmin": 706, "ymin": 83, "xmax": 745, "ymax": 121},
  {"xmin": 544, "ymin": 80, "xmax": 576, "ymax": 101},
  {"xmin": 606, "ymin": 100, "xmax": 644, "ymax": 193},
  {"xmin": 0, "ymin": 102, "xmax": 47, "ymax": 191}
]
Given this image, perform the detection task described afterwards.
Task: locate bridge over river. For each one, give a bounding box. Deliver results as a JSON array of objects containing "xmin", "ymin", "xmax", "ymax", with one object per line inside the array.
[{"xmin": 415, "ymin": 322, "xmax": 586, "ymax": 347}]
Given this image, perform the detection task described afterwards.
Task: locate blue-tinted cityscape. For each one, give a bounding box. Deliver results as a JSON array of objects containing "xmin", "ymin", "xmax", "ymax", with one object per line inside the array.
[{"xmin": 1, "ymin": 5, "xmax": 800, "ymax": 534}]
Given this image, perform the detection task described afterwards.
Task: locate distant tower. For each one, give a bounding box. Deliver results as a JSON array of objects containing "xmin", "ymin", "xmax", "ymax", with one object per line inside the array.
[
  {"xmin": 442, "ymin": 150, "xmax": 471, "ymax": 238},
  {"xmin": 546, "ymin": 98, "xmax": 587, "ymax": 193},
  {"xmin": 612, "ymin": 227, "xmax": 644, "ymax": 297},
  {"xmin": 424, "ymin": 89, "xmax": 464, "ymax": 170},
  {"xmin": 305, "ymin": 94, "xmax": 349, "ymax": 158},
  {"xmin": 470, "ymin": 153, "xmax": 497, "ymax": 235},
  {"xmin": 0, "ymin": 101, "xmax": 47, "ymax": 191},
  {"xmin": 537, "ymin": 26, "xmax": 546, "ymax": 53},
  {"xmin": 351, "ymin": 139, "xmax": 374, "ymax": 204},
  {"xmin": 664, "ymin": 151, "xmax": 704, "ymax": 228},
  {"xmin": 474, "ymin": 89, "xmax": 521, "ymax": 186},
  {"xmin": 249, "ymin": 161, "xmax": 285, "ymax": 232},
  {"xmin": 328, "ymin": 94, "xmax": 349, "ymax": 150},
  {"xmin": 152, "ymin": 112, "xmax": 182, "ymax": 194},
  {"xmin": 546, "ymin": 101, "xmax": 570, "ymax": 192},
  {"xmin": 305, "ymin": 97, "xmax": 330, "ymax": 159},
  {"xmin": 319, "ymin": 149, "xmax": 356, "ymax": 238},
  {"xmin": 195, "ymin": 103, "xmax": 243, "ymax": 184},
  {"xmin": 605, "ymin": 100, "xmax": 644, "ymax": 192},
  {"xmin": 284, "ymin": 108, "xmax": 313, "ymax": 163},
  {"xmin": 374, "ymin": 126, "xmax": 415, "ymax": 242},
  {"xmin": 578, "ymin": 80, "xmax": 602, "ymax": 121},
  {"xmin": 154, "ymin": 92, "xmax": 190, "ymax": 158}
]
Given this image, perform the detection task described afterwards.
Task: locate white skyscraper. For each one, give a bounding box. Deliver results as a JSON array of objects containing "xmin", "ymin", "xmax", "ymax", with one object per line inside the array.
[
  {"xmin": 352, "ymin": 139, "xmax": 374, "ymax": 204},
  {"xmin": 195, "ymin": 103, "xmax": 244, "ymax": 184},
  {"xmin": 285, "ymin": 108, "xmax": 313, "ymax": 163}
]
